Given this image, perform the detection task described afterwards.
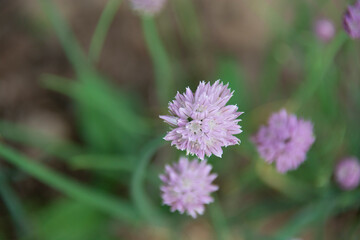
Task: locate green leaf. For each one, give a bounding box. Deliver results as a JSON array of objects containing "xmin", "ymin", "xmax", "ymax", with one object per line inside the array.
[
  {"xmin": 255, "ymin": 159, "xmax": 314, "ymax": 201},
  {"xmin": 0, "ymin": 143, "xmax": 139, "ymax": 223},
  {"xmin": 89, "ymin": 0, "xmax": 123, "ymax": 63},
  {"xmin": 259, "ymin": 42, "xmax": 283, "ymax": 100},
  {"xmin": 131, "ymin": 138, "xmax": 165, "ymax": 225},
  {"xmin": 42, "ymin": 74, "xmax": 150, "ymax": 153},
  {"xmin": 294, "ymin": 32, "xmax": 348, "ymax": 111},
  {"xmin": 33, "ymin": 199, "xmax": 116, "ymax": 240},
  {"xmin": 0, "ymin": 120, "xmax": 81, "ymax": 159},
  {"xmin": 43, "ymin": 74, "xmax": 150, "ymax": 138},
  {"xmin": 216, "ymin": 57, "xmax": 249, "ymax": 110},
  {"xmin": 274, "ymin": 197, "xmax": 335, "ymax": 239},
  {"xmin": 38, "ymin": 0, "xmax": 93, "ymax": 78},
  {"xmin": 69, "ymin": 154, "xmax": 136, "ymax": 171},
  {"xmin": 0, "ymin": 170, "xmax": 31, "ymax": 239},
  {"xmin": 141, "ymin": 16, "xmax": 174, "ymax": 105},
  {"xmin": 171, "ymin": 0, "xmax": 202, "ymax": 47},
  {"xmin": 209, "ymin": 198, "xmax": 231, "ymax": 240}
]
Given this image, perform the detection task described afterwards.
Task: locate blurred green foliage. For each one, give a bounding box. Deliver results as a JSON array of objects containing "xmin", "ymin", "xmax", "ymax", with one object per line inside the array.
[{"xmin": 0, "ymin": 0, "xmax": 359, "ymax": 239}]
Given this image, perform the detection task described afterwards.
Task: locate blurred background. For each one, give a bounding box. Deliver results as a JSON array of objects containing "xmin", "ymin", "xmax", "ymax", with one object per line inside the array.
[{"xmin": 0, "ymin": 0, "xmax": 359, "ymax": 239}]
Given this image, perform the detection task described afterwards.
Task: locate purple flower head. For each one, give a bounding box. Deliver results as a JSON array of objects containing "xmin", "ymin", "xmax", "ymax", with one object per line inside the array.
[
  {"xmin": 159, "ymin": 157, "xmax": 218, "ymax": 218},
  {"xmin": 314, "ymin": 19, "xmax": 335, "ymax": 42},
  {"xmin": 130, "ymin": 0, "xmax": 166, "ymax": 15},
  {"xmin": 335, "ymin": 157, "xmax": 360, "ymax": 190},
  {"xmin": 343, "ymin": 0, "xmax": 360, "ymax": 39},
  {"xmin": 252, "ymin": 109, "xmax": 315, "ymax": 173},
  {"xmin": 160, "ymin": 80, "xmax": 243, "ymax": 160}
]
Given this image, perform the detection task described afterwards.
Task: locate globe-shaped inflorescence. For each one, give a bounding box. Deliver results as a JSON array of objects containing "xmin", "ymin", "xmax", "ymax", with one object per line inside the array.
[
  {"xmin": 343, "ymin": 0, "xmax": 360, "ymax": 39},
  {"xmin": 335, "ymin": 157, "xmax": 360, "ymax": 190},
  {"xmin": 252, "ymin": 109, "xmax": 315, "ymax": 173},
  {"xmin": 159, "ymin": 157, "xmax": 219, "ymax": 218},
  {"xmin": 160, "ymin": 80, "xmax": 243, "ymax": 160},
  {"xmin": 314, "ymin": 18, "xmax": 335, "ymax": 42},
  {"xmin": 130, "ymin": 0, "xmax": 166, "ymax": 15}
]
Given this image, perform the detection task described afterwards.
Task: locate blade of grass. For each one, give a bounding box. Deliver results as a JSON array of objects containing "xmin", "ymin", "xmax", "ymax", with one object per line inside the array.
[
  {"xmin": 69, "ymin": 154, "xmax": 135, "ymax": 170},
  {"xmin": 275, "ymin": 189, "xmax": 360, "ymax": 239},
  {"xmin": 38, "ymin": 0, "xmax": 92, "ymax": 77},
  {"xmin": 293, "ymin": 32, "xmax": 348, "ymax": 111},
  {"xmin": 171, "ymin": 0, "xmax": 202, "ymax": 47},
  {"xmin": 0, "ymin": 143, "xmax": 140, "ymax": 223},
  {"xmin": 141, "ymin": 16, "xmax": 174, "ymax": 105},
  {"xmin": 0, "ymin": 120, "xmax": 81, "ymax": 159},
  {"xmin": 260, "ymin": 42, "xmax": 283, "ymax": 101},
  {"xmin": 209, "ymin": 198, "xmax": 231, "ymax": 240},
  {"xmin": 274, "ymin": 191, "xmax": 336, "ymax": 240},
  {"xmin": 34, "ymin": 199, "xmax": 109, "ymax": 240},
  {"xmin": 316, "ymin": 125, "xmax": 346, "ymax": 187},
  {"xmin": 229, "ymin": 197, "xmax": 298, "ymax": 225},
  {"xmin": 76, "ymin": 105, "xmax": 116, "ymax": 152},
  {"xmin": 255, "ymin": 159, "xmax": 314, "ymax": 201},
  {"xmin": 274, "ymin": 202, "xmax": 329, "ymax": 240},
  {"xmin": 89, "ymin": 0, "xmax": 123, "ymax": 62},
  {"xmin": 131, "ymin": 138, "xmax": 165, "ymax": 225},
  {"xmin": 41, "ymin": 75, "xmax": 116, "ymax": 151},
  {"xmin": 42, "ymin": 74, "xmax": 150, "ymax": 138},
  {"xmin": 216, "ymin": 57, "xmax": 249, "ymax": 110},
  {"xmin": 0, "ymin": 170, "xmax": 31, "ymax": 239}
]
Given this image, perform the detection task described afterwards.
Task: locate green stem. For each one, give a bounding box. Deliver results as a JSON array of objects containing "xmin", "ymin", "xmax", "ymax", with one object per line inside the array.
[
  {"xmin": 255, "ymin": 159, "xmax": 314, "ymax": 201},
  {"xmin": 69, "ymin": 154, "xmax": 136, "ymax": 170},
  {"xmin": 294, "ymin": 32, "xmax": 348, "ymax": 111},
  {"xmin": 172, "ymin": 0, "xmax": 202, "ymax": 47},
  {"xmin": 0, "ymin": 120, "xmax": 81, "ymax": 160},
  {"xmin": 0, "ymin": 143, "xmax": 139, "ymax": 223},
  {"xmin": 0, "ymin": 170, "xmax": 31, "ymax": 239},
  {"xmin": 141, "ymin": 16, "xmax": 174, "ymax": 105},
  {"xmin": 89, "ymin": 0, "xmax": 123, "ymax": 62},
  {"xmin": 131, "ymin": 138, "xmax": 165, "ymax": 225},
  {"xmin": 209, "ymin": 198, "xmax": 231, "ymax": 240},
  {"xmin": 38, "ymin": 0, "xmax": 92, "ymax": 78}
]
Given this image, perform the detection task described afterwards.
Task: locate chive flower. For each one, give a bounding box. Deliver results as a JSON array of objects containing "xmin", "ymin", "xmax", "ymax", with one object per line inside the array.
[
  {"xmin": 130, "ymin": 0, "xmax": 166, "ymax": 15},
  {"xmin": 252, "ymin": 109, "xmax": 315, "ymax": 173},
  {"xmin": 159, "ymin": 157, "xmax": 218, "ymax": 218},
  {"xmin": 343, "ymin": 0, "xmax": 360, "ymax": 39},
  {"xmin": 335, "ymin": 157, "xmax": 360, "ymax": 190},
  {"xmin": 160, "ymin": 80, "xmax": 243, "ymax": 160},
  {"xmin": 314, "ymin": 19, "xmax": 335, "ymax": 42}
]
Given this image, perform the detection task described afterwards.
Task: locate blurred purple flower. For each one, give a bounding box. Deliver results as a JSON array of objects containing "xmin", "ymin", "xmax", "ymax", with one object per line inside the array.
[
  {"xmin": 335, "ymin": 157, "xmax": 360, "ymax": 190},
  {"xmin": 160, "ymin": 80, "xmax": 243, "ymax": 160},
  {"xmin": 252, "ymin": 109, "xmax": 315, "ymax": 173},
  {"xmin": 159, "ymin": 157, "xmax": 218, "ymax": 218},
  {"xmin": 130, "ymin": 0, "xmax": 166, "ymax": 15},
  {"xmin": 343, "ymin": 0, "xmax": 360, "ymax": 39},
  {"xmin": 314, "ymin": 19, "xmax": 335, "ymax": 42}
]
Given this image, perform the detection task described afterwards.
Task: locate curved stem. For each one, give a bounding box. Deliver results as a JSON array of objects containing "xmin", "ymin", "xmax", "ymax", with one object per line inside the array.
[
  {"xmin": 38, "ymin": 0, "xmax": 92, "ymax": 77},
  {"xmin": 0, "ymin": 143, "xmax": 140, "ymax": 223},
  {"xmin": 293, "ymin": 32, "xmax": 348, "ymax": 112},
  {"xmin": 131, "ymin": 138, "xmax": 165, "ymax": 225},
  {"xmin": 0, "ymin": 170, "xmax": 31, "ymax": 239},
  {"xmin": 89, "ymin": 0, "xmax": 123, "ymax": 62},
  {"xmin": 209, "ymin": 196, "xmax": 231, "ymax": 240},
  {"xmin": 141, "ymin": 16, "xmax": 174, "ymax": 105}
]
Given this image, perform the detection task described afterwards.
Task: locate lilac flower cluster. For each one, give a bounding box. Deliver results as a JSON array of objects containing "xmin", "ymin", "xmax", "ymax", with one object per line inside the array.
[
  {"xmin": 130, "ymin": 0, "xmax": 166, "ymax": 15},
  {"xmin": 159, "ymin": 80, "xmax": 241, "ymax": 217},
  {"xmin": 159, "ymin": 79, "xmax": 357, "ymax": 218},
  {"xmin": 160, "ymin": 157, "xmax": 218, "ymax": 218},
  {"xmin": 343, "ymin": 0, "xmax": 360, "ymax": 39},
  {"xmin": 335, "ymin": 157, "xmax": 360, "ymax": 190},
  {"xmin": 315, "ymin": 19, "xmax": 335, "ymax": 42},
  {"xmin": 160, "ymin": 80, "xmax": 243, "ymax": 160},
  {"xmin": 252, "ymin": 109, "xmax": 315, "ymax": 173}
]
